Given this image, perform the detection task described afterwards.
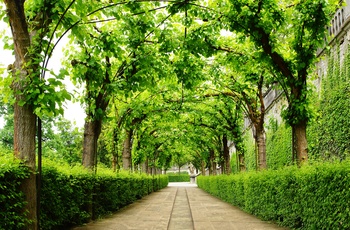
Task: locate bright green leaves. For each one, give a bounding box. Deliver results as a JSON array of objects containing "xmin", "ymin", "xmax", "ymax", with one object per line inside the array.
[
  {"xmin": 308, "ymin": 49, "xmax": 350, "ymax": 160},
  {"xmin": 224, "ymin": 0, "xmax": 284, "ymax": 35},
  {"xmin": 173, "ymin": 50, "xmax": 206, "ymax": 89},
  {"xmin": 17, "ymin": 72, "xmax": 71, "ymax": 118},
  {"xmin": 281, "ymin": 96, "xmax": 310, "ymax": 126},
  {"xmin": 1, "ymin": 66, "xmax": 71, "ymax": 119}
]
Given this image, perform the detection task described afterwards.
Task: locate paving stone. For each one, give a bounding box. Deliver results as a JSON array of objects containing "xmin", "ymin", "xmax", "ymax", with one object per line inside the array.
[{"xmin": 71, "ymin": 182, "xmax": 288, "ymax": 230}]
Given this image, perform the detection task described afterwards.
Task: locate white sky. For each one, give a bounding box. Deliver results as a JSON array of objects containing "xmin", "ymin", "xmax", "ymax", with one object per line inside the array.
[{"xmin": 0, "ymin": 20, "xmax": 85, "ymax": 128}]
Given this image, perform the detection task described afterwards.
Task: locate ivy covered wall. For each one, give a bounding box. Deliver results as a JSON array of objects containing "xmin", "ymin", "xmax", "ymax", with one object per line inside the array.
[
  {"xmin": 240, "ymin": 47, "xmax": 350, "ymax": 170},
  {"xmin": 309, "ymin": 48, "xmax": 350, "ymax": 161}
]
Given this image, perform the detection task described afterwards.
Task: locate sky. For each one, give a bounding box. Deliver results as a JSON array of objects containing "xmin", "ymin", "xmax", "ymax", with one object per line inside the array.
[{"xmin": 0, "ymin": 20, "xmax": 86, "ymax": 128}]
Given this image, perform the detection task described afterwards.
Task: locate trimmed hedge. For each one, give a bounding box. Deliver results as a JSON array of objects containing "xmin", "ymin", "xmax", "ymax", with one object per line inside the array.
[
  {"xmin": 0, "ymin": 154, "xmax": 30, "ymax": 230},
  {"xmin": 40, "ymin": 163, "xmax": 168, "ymax": 229},
  {"xmin": 167, "ymin": 173, "xmax": 190, "ymax": 182},
  {"xmin": 0, "ymin": 158, "xmax": 168, "ymax": 230},
  {"xmin": 197, "ymin": 162, "xmax": 350, "ymax": 229}
]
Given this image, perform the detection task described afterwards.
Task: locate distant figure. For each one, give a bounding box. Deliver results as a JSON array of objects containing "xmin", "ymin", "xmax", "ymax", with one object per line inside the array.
[
  {"xmin": 188, "ymin": 163, "xmax": 196, "ymax": 184},
  {"xmin": 188, "ymin": 163, "xmax": 195, "ymax": 175}
]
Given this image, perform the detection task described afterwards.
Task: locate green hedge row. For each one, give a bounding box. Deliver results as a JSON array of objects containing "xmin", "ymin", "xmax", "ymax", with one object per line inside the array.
[
  {"xmin": 0, "ymin": 155, "xmax": 30, "ymax": 230},
  {"xmin": 0, "ymin": 158, "xmax": 168, "ymax": 230},
  {"xmin": 167, "ymin": 173, "xmax": 190, "ymax": 182},
  {"xmin": 197, "ymin": 162, "xmax": 350, "ymax": 229}
]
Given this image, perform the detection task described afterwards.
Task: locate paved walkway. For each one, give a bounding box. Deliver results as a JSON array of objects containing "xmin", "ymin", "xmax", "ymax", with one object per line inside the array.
[{"xmin": 72, "ymin": 182, "xmax": 288, "ymax": 230}]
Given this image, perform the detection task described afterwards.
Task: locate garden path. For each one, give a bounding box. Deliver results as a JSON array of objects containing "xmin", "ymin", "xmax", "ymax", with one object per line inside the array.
[{"xmin": 72, "ymin": 182, "xmax": 288, "ymax": 230}]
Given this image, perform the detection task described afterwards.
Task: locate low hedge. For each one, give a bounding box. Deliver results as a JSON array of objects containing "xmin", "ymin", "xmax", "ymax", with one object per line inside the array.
[
  {"xmin": 167, "ymin": 173, "xmax": 190, "ymax": 182},
  {"xmin": 197, "ymin": 161, "xmax": 350, "ymax": 229},
  {"xmin": 0, "ymin": 154, "xmax": 30, "ymax": 230},
  {"xmin": 40, "ymin": 163, "xmax": 168, "ymax": 229},
  {"xmin": 0, "ymin": 157, "xmax": 168, "ymax": 230}
]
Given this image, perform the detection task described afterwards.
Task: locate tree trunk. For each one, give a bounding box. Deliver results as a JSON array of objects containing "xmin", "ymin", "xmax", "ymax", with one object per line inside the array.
[
  {"xmin": 255, "ymin": 23, "xmax": 309, "ymax": 166},
  {"xmin": 143, "ymin": 158, "xmax": 149, "ymax": 174},
  {"xmin": 15, "ymin": 104, "xmax": 37, "ymax": 230},
  {"xmin": 209, "ymin": 149, "xmax": 216, "ymax": 175},
  {"xmin": 82, "ymin": 119, "xmax": 102, "ymax": 170},
  {"xmin": 201, "ymin": 161, "xmax": 205, "ymax": 176},
  {"xmin": 255, "ymin": 125, "xmax": 267, "ymax": 170},
  {"xmin": 122, "ymin": 129, "xmax": 133, "ymax": 170},
  {"xmin": 212, "ymin": 161, "xmax": 217, "ymax": 175},
  {"xmin": 145, "ymin": 158, "xmax": 150, "ymax": 174},
  {"xmin": 238, "ymin": 153, "xmax": 246, "ymax": 172},
  {"xmin": 112, "ymin": 154, "xmax": 118, "ymax": 172},
  {"xmin": 292, "ymin": 120, "xmax": 308, "ymax": 165},
  {"xmin": 222, "ymin": 134, "xmax": 231, "ymax": 175},
  {"xmin": 152, "ymin": 159, "xmax": 156, "ymax": 175},
  {"xmin": 112, "ymin": 128, "xmax": 119, "ymax": 172},
  {"xmin": 4, "ymin": 0, "xmax": 37, "ymax": 228}
]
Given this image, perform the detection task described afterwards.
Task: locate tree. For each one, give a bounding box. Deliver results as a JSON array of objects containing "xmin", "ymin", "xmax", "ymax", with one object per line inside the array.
[
  {"xmin": 2, "ymin": 1, "xmax": 38, "ymax": 226},
  {"xmin": 173, "ymin": 0, "xmax": 338, "ymax": 166},
  {"xmin": 41, "ymin": 116, "xmax": 82, "ymax": 165},
  {"xmin": 215, "ymin": 0, "xmax": 338, "ymax": 165},
  {"xmin": 66, "ymin": 1, "xmax": 175, "ymax": 170},
  {"xmin": 2, "ymin": 1, "xmax": 71, "ymax": 227}
]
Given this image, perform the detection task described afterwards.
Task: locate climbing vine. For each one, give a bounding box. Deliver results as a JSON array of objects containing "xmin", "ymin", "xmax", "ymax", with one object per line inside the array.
[
  {"xmin": 308, "ymin": 48, "xmax": 350, "ymax": 160},
  {"xmin": 265, "ymin": 118, "xmax": 292, "ymax": 169}
]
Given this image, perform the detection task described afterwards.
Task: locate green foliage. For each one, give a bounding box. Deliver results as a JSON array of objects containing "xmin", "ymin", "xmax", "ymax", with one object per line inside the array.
[
  {"xmin": 219, "ymin": 0, "xmax": 338, "ymax": 128},
  {"xmin": 242, "ymin": 130, "xmax": 256, "ymax": 171},
  {"xmin": 40, "ymin": 163, "xmax": 93, "ymax": 229},
  {"xmin": 266, "ymin": 119, "xmax": 292, "ymax": 169},
  {"xmin": 0, "ymin": 153, "xmax": 30, "ymax": 230},
  {"xmin": 0, "ymin": 157, "xmax": 167, "ymax": 230},
  {"xmin": 198, "ymin": 161, "xmax": 350, "ymax": 229},
  {"xmin": 16, "ymin": 72, "xmax": 72, "ymax": 118},
  {"xmin": 0, "ymin": 99, "xmax": 14, "ymax": 149},
  {"xmin": 39, "ymin": 161, "xmax": 168, "ymax": 229},
  {"xmin": 167, "ymin": 173, "xmax": 190, "ymax": 182},
  {"xmin": 230, "ymin": 153, "xmax": 238, "ymax": 174},
  {"xmin": 41, "ymin": 116, "xmax": 83, "ymax": 165},
  {"xmin": 308, "ymin": 49, "xmax": 350, "ymax": 160}
]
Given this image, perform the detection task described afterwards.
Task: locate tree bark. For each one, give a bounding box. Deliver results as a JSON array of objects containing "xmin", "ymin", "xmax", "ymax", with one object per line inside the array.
[
  {"xmin": 112, "ymin": 128, "xmax": 119, "ymax": 172},
  {"xmin": 222, "ymin": 134, "xmax": 231, "ymax": 175},
  {"xmin": 255, "ymin": 125, "xmax": 267, "ymax": 170},
  {"xmin": 82, "ymin": 119, "xmax": 102, "ymax": 170},
  {"xmin": 254, "ymin": 25, "xmax": 309, "ymax": 165},
  {"xmin": 201, "ymin": 161, "xmax": 205, "ymax": 176},
  {"xmin": 238, "ymin": 152, "xmax": 246, "ymax": 172},
  {"xmin": 293, "ymin": 120, "xmax": 308, "ymax": 165},
  {"xmin": 145, "ymin": 157, "xmax": 150, "ymax": 174},
  {"xmin": 4, "ymin": 0, "xmax": 37, "ymax": 228},
  {"xmin": 81, "ymin": 55, "xmax": 111, "ymax": 170},
  {"xmin": 209, "ymin": 149, "xmax": 216, "ymax": 175},
  {"xmin": 15, "ymin": 104, "xmax": 37, "ymax": 230},
  {"xmin": 122, "ymin": 129, "xmax": 133, "ymax": 170}
]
